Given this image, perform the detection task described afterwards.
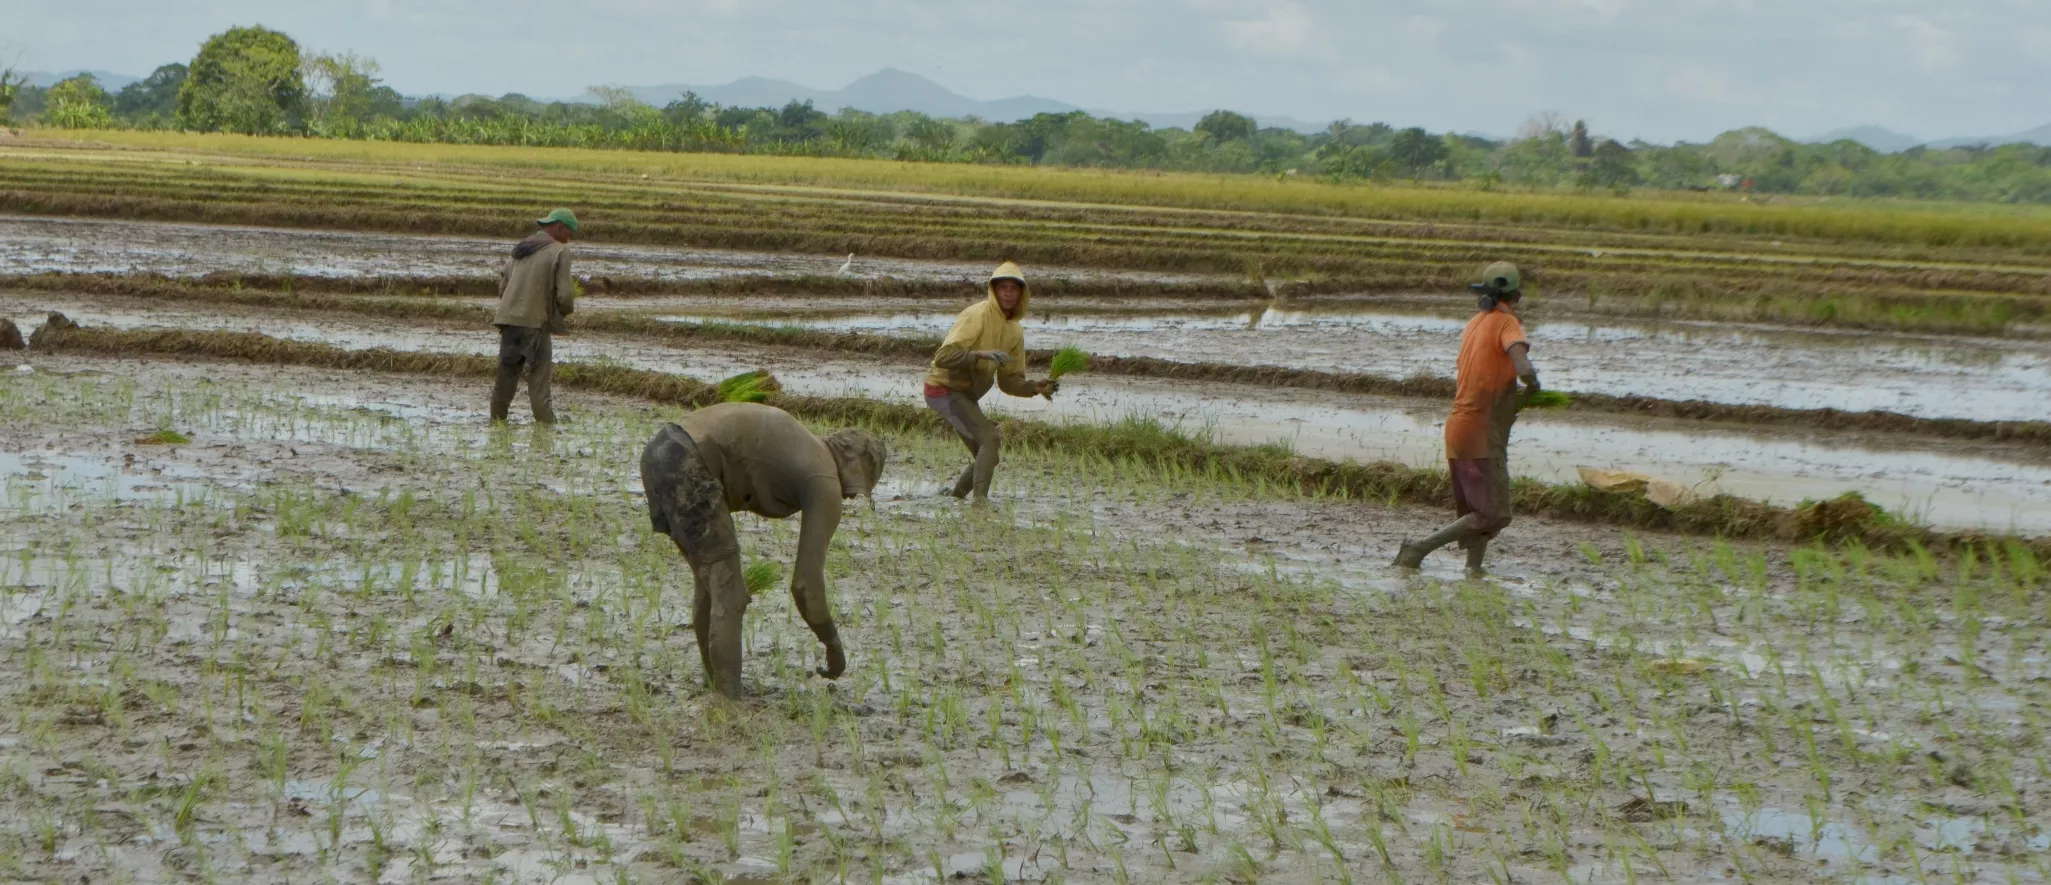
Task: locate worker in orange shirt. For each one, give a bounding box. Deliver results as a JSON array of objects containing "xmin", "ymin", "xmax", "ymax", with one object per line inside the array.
[{"xmin": 1395, "ymin": 262, "xmax": 1542, "ymax": 577}]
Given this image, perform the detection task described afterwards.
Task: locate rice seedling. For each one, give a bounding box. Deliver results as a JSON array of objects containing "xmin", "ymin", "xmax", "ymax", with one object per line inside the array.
[
  {"xmin": 715, "ymin": 369, "xmax": 782, "ymax": 404},
  {"xmin": 0, "ymin": 301, "xmax": 2043, "ymax": 884},
  {"xmin": 1523, "ymin": 390, "xmax": 1573, "ymax": 410}
]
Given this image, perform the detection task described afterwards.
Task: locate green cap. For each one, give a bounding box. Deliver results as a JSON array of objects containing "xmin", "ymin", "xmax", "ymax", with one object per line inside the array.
[
  {"xmin": 537, "ymin": 208, "xmax": 580, "ymax": 233},
  {"xmin": 1473, "ymin": 261, "xmax": 1520, "ymax": 294}
]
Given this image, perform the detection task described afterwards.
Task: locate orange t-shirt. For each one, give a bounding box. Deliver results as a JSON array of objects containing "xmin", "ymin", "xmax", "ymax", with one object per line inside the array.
[{"xmin": 1443, "ymin": 308, "xmax": 1528, "ymax": 460}]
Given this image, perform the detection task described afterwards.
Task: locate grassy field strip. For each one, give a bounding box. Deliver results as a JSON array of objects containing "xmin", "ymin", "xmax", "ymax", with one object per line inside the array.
[
  {"xmin": 14, "ymin": 165, "xmax": 2051, "ymax": 280},
  {"xmin": 57, "ymin": 130, "xmax": 2051, "ymax": 248},
  {"xmin": 12, "ymin": 136, "xmax": 2051, "ymax": 268},
  {"xmin": 25, "ymin": 317, "xmax": 2047, "ymax": 557}
]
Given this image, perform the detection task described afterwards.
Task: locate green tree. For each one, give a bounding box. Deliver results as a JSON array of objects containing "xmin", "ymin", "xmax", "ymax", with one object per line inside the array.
[
  {"xmin": 1194, "ymin": 110, "xmax": 1255, "ymax": 144},
  {"xmin": 113, "ymin": 64, "xmax": 187, "ymax": 123},
  {"xmin": 303, "ymin": 51, "xmax": 382, "ymax": 133},
  {"xmin": 1387, "ymin": 127, "xmax": 1449, "ymax": 178},
  {"xmin": 178, "ymin": 25, "xmax": 307, "ymax": 133},
  {"xmin": 1568, "ymin": 120, "xmax": 1592, "ymax": 157},
  {"xmin": 903, "ymin": 113, "xmax": 956, "ymax": 152},
  {"xmin": 0, "ymin": 59, "xmax": 26, "ymax": 123},
  {"xmin": 1585, "ymin": 139, "xmax": 1640, "ymax": 192},
  {"xmin": 44, "ymin": 74, "xmax": 114, "ymax": 129}
]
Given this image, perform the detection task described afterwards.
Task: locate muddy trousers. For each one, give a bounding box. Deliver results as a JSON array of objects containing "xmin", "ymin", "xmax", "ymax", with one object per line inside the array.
[
  {"xmin": 640, "ymin": 424, "xmax": 750, "ymax": 697},
  {"xmin": 1399, "ymin": 458, "xmax": 1514, "ymax": 571},
  {"xmin": 490, "ymin": 325, "xmax": 556, "ymax": 424},
  {"xmin": 926, "ymin": 389, "xmax": 999, "ymax": 500}
]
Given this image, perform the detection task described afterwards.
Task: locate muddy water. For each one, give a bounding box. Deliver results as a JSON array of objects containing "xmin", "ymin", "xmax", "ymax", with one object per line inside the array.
[
  {"xmin": 659, "ymin": 305, "xmax": 2051, "ymax": 423},
  {"xmin": 0, "ymin": 215, "xmax": 1212, "ymax": 284},
  {"xmin": 10, "ymin": 291, "xmax": 2051, "ymax": 533}
]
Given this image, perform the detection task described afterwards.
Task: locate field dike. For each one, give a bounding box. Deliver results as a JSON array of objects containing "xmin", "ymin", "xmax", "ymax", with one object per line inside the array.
[
  {"xmin": 17, "ymin": 272, "xmax": 2051, "ymax": 448},
  {"xmin": 28, "ymin": 316, "xmax": 2047, "ymax": 557}
]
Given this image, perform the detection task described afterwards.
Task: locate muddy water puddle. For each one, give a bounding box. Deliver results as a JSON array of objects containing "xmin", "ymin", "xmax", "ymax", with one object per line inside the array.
[
  {"xmin": 0, "ymin": 215, "xmax": 1212, "ymax": 285},
  {"xmin": 10, "ymin": 292, "xmax": 2051, "ymax": 532},
  {"xmin": 663, "ymin": 305, "xmax": 2051, "ymax": 423}
]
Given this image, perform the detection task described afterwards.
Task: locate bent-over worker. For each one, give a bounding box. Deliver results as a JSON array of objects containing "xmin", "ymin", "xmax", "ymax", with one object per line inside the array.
[
  {"xmin": 640, "ymin": 403, "xmax": 887, "ymax": 697},
  {"xmin": 491, "ymin": 208, "xmax": 579, "ymax": 423},
  {"xmin": 923, "ymin": 262, "xmax": 1058, "ymax": 503},
  {"xmin": 1395, "ymin": 262, "xmax": 1542, "ymax": 577}
]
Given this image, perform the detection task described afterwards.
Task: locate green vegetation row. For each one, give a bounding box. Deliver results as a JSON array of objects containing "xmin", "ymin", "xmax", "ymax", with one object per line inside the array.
[
  {"xmin": 7, "ymin": 160, "xmax": 2049, "ymax": 334},
  {"xmin": 30, "ymin": 130, "xmax": 2051, "ymax": 257},
  {"xmin": 11, "ymin": 23, "xmax": 2051, "ymax": 206},
  {"xmin": 25, "ymin": 316, "xmax": 2048, "ymax": 557},
  {"xmin": 20, "ymin": 271, "xmax": 2051, "ymax": 446}
]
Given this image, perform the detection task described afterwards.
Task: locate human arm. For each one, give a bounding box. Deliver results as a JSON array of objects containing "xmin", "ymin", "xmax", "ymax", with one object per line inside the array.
[
  {"xmin": 1508, "ymin": 342, "xmax": 1540, "ymax": 397},
  {"xmin": 552, "ymin": 249, "xmax": 575, "ymax": 318},
  {"xmin": 931, "ymin": 309, "xmax": 1013, "ymax": 370},
  {"xmin": 996, "ymin": 340, "xmax": 1043, "ymax": 398},
  {"xmin": 792, "ymin": 476, "xmax": 845, "ymax": 677}
]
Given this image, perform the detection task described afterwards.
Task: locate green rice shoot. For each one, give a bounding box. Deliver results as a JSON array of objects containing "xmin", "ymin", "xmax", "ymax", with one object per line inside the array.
[
  {"xmin": 1048, "ymin": 346, "xmax": 1090, "ymax": 381},
  {"xmin": 716, "ymin": 370, "xmax": 777, "ymax": 403},
  {"xmin": 742, "ymin": 561, "xmax": 783, "ymax": 596},
  {"xmin": 1524, "ymin": 390, "xmax": 1573, "ymax": 409}
]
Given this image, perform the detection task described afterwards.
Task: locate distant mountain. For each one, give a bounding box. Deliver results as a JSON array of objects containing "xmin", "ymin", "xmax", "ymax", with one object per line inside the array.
[
  {"xmin": 1926, "ymin": 123, "xmax": 2051, "ymax": 150},
  {"xmin": 611, "ymin": 68, "xmax": 1330, "ymax": 133},
  {"xmin": 1808, "ymin": 126, "xmax": 1922, "ymax": 153},
  {"xmin": 619, "ymin": 68, "xmax": 1082, "ymax": 122},
  {"xmin": 21, "ymin": 69, "xmax": 143, "ymax": 91},
  {"xmin": 1809, "ymin": 123, "xmax": 2051, "ymax": 153}
]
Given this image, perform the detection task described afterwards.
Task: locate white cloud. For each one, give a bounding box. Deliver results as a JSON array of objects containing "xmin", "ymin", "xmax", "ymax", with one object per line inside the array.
[
  {"xmin": 5, "ymin": 0, "xmax": 2048, "ymax": 142},
  {"xmin": 1220, "ymin": 1, "xmax": 1330, "ymax": 60},
  {"xmin": 1891, "ymin": 14, "xmax": 1959, "ymax": 71}
]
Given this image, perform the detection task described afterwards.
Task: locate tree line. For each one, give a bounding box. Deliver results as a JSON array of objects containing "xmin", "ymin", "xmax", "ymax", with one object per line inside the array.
[{"xmin": 6, "ymin": 25, "xmax": 2051, "ymax": 204}]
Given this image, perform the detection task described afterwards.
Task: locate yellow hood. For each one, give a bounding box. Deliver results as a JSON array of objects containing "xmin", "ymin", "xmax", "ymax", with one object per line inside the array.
[{"xmin": 986, "ymin": 261, "xmax": 1030, "ymax": 321}]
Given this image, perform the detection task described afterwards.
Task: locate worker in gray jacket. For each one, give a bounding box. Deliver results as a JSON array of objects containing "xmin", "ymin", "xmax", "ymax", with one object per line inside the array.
[
  {"xmin": 491, "ymin": 208, "xmax": 579, "ymax": 423},
  {"xmin": 640, "ymin": 403, "xmax": 888, "ymax": 697}
]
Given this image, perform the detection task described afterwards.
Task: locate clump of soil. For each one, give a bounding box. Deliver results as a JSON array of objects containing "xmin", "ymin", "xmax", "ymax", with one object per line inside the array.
[{"xmin": 0, "ymin": 318, "xmax": 23, "ymax": 350}]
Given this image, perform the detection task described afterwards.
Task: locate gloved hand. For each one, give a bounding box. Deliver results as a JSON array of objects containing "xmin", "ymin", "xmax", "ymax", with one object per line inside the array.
[
  {"xmin": 817, "ymin": 641, "xmax": 847, "ymax": 680},
  {"xmin": 1035, "ymin": 379, "xmax": 1060, "ymax": 400},
  {"xmin": 977, "ymin": 350, "xmax": 1011, "ymax": 366}
]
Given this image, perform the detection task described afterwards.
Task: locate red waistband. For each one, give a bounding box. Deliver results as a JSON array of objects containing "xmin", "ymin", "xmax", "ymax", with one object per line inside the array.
[{"xmin": 922, "ymin": 383, "xmax": 951, "ymax": 399}]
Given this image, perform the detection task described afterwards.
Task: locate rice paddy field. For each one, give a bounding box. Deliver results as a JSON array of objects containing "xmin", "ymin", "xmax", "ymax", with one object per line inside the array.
[{"xmin": 2, "ymin": 130, "xmax": 2049, "ymax": 884}]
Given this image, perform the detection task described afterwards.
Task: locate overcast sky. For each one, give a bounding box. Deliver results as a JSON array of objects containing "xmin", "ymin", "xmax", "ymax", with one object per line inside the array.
[{"xmin": 6, "ymin": 0, "xmax": 2046, "ymax": 142}]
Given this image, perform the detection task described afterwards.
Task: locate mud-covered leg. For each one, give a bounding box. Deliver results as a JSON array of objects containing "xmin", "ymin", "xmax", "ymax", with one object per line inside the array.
[
  {"xmin": 1461, "ymin": 537, "xmax": 1490, "ymax": 577},
  {"xmin": 697, "ymin": 554, "xmax": 749, "ymax": 698},
  {"xmin": 1394, "ymin": 514, "xmax": 1485, "ymax": 568},
  {"xmin": 489, "ymin": 328, "xmax": 527, "ymax": 422},
  {"xmin": 527, "ymin": 331, "xmax": 557, "ymax": 424},
  {"xmin": 691, "ymin": 565, "xmax": 715, "ymax": 685}
]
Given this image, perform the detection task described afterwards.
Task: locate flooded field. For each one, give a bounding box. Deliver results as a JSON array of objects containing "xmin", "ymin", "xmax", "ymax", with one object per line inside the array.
[
  {"xmin": 0, "ymin": 216, "xmax": 1215, "ymax": 285},
  {"xmin": 4, "ymin": 357, "xmax": 2045, "ymax": 884},
  {"xmin": 9, "ymin": 290, "xmax": 2051, "ymax": 532},
  {"xmin": 653, "ymin": 305, "xmax": 2051, "ymax": 423}
]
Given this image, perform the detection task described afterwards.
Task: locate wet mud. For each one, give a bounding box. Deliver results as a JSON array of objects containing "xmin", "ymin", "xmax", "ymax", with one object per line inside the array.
[
  {"xmin": 0, "ymin": 215, "xmax": 1216, "ymax": 286},
  {"xmin": 3, "ymin": 357, "xmax": 2043, "ymax": 884},
  {"xmin": 8, "ymin": 291, "xmax": 2051, "ymax": 532},
  {"xmin": 670, "ymin": 304, "xmax": 2051, "ymax": 423}
]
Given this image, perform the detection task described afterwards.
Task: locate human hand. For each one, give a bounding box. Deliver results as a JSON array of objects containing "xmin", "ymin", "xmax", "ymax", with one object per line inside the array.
[
  {"xmin": 816, "ymin": 641, "xmax": 847, "ymax": 680},
  {"xmin": 1035, "ymin": 379, "xmax": 1060, "ymax": 400}
]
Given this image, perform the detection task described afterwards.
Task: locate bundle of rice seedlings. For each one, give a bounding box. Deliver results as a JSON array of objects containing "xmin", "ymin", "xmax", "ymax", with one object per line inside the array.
[
  {"xmin": 743, "ymin": 561, "xmax": 784, "ymax": 596},
  {"xmin": 134, "ymin": 429, "xmax": 191, "ymax": 445},
  {"xmin": 716, "ymin": 370, "xmax": 783, "ymax": 404},
  {"xmin": 1524, "ymin": 390, "xmax": 1573, "ymax": 409},
  {"xmin": 1048, "ymin": 346, "xmax": 1091, "ymax": 381}
]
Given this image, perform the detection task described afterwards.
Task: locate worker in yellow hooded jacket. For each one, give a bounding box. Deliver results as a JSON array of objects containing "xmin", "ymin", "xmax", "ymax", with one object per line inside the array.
[{"xmin": 923, "ymin": 262, "xmax": 1058, "ymax": 502}]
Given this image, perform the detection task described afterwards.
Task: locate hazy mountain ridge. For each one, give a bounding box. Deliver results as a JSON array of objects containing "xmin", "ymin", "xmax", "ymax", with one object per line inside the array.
[{"xmin": 1807, "ymin": 123, "xmax": 2051, "ymax": 153}]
